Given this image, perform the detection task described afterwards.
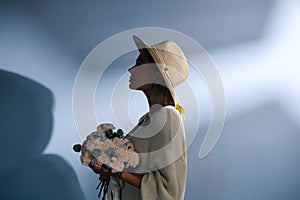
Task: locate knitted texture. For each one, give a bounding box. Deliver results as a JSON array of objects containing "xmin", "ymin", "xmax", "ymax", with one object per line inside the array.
[{"xmin": 120, "ymin": 105, "xmax": 187, "ymax": 200}]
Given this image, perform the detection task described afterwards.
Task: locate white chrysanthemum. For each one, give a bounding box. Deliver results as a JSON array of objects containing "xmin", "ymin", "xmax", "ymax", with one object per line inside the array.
[
  {"xmin": 112, "ymin": 137, "xmax": 126, "ymax": 147},
  {"xmin": 97, "ymin": 123, "xmax": 115, "ymax": 132},
  {"xmin": 127, "ymin": 153, "xmax": 139, "ymax": 167},
  {"xmin": 80, "ymin": 146, "xmax": 99, "ymax": 166},
  {"xmin": 110, "ymin": 157, "xmax": 124, "ymax": 172}
]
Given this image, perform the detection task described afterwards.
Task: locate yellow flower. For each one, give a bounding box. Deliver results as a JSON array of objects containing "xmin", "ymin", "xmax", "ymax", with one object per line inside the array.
[{"xmin": 175, "ymin": 103, "xmax": 185, "ymax": 115}]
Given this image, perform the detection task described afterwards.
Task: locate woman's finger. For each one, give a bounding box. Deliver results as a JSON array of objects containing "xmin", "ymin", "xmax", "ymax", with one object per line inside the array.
[{"xmin": 89, "ymin": 163, "xmax": 102, "ymax": 174}]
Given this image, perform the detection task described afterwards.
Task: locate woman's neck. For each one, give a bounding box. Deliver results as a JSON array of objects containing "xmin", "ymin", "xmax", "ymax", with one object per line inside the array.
[
  {"xmin": 143, "ymin": 84, "xmax": 173, "ymax": 110},
  {"xmin": 144, "ymin": 89, "xmax": 163, "ymax": 108}
]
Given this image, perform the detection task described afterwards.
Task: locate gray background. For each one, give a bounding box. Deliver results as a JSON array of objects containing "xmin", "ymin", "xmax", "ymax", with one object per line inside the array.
[{"xmin": 1, "ymin": 0, "xmax": 299, "ymax": 199}]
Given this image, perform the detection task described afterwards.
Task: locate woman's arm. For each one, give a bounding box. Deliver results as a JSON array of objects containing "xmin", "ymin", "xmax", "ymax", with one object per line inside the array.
[
  {"xmin": 116, "ymin": 172, "xmax": 142, "ymax": 188},
  {"xmin": 89, "ymin": 164, "xmax": 142, "ymax": 188}
]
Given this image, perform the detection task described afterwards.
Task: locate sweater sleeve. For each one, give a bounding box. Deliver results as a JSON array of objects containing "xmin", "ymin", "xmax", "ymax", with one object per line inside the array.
[{"xmin": 141, "ymin": 158, "xmax": 186, "ymax": 200}]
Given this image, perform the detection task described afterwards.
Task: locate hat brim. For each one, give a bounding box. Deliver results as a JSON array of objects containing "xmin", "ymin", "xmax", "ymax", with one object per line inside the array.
[
  {"xmin": 132, "ymin": 35, "xmax": 177, "ymax": 104},
  {"xmin": 133, "ymin": 35, "xmax": 149, "ymax": 52}
]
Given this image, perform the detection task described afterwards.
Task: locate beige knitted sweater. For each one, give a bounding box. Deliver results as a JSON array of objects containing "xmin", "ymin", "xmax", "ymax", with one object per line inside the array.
[{"xmin": 119, "ymin": 105, "xmax": 187, "ymax": 200}]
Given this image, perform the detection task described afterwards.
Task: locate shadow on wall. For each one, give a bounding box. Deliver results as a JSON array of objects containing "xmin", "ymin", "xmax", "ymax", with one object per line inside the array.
[{"xmin": 0, "ymin": 69, "xmax": 85, "ymax": 200}]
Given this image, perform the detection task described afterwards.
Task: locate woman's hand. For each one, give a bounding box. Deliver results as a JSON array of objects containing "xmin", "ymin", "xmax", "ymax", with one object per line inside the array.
[
  {"xmin": 89, "ymin": 163, "xmax": 111, "ymax": 181},
  {"xmin": 89, "ymin": 163, "xmax": 142, "ymax": 187},
  {"xmin": 89, "ymin": 163, "xmax": 102, "ymax": 174}
]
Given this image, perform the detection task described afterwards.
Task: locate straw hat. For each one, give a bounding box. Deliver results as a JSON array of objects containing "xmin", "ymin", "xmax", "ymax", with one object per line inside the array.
[{"xmin": 132, "ymin": 35, "xmax": 189, "ymax": 107}]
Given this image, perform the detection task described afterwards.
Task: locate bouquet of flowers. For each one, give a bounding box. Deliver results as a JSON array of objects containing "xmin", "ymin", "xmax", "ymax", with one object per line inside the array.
[{"xmin": 73, "ymin": 123, "xmax": 139, "ymax": 199}]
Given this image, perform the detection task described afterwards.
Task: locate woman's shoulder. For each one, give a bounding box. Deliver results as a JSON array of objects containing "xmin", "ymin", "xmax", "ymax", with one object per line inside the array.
[
  {"xmin": 147, "ymin": 105, "xmax": 183, "ymax": 129},
  {"xmin": 154, "ymin": 105, "xmax": 181, "ymax": 119},
  {"xmin": 164, "ymin": 105, "xmax": 180, "ymax": 114},
  {"xmin": 130, "ymin": 105, "xmax": 182, "ymax": 130}
]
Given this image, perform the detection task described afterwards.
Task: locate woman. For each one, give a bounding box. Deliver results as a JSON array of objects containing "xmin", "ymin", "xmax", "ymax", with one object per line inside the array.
[{"xmin": 90, "ymin": 35, "xmax": 189, "ymax": 200}]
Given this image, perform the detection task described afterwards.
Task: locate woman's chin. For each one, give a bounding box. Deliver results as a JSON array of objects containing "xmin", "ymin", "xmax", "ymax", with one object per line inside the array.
[
  {"xmin": 129, "ymin": 84, "xmax": 142, "ymax": 91},
  {"xmin": 129, "ymin": 83, "xmax": 136, "ymax": 90}
]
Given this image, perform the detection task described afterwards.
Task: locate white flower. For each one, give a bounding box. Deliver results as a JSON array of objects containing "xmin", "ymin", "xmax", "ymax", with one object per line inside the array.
[
  {"xmin": 97, "ymin": 123, "xmax": 115, "ymax": 132},
  {"xmin": 79, "ymin": 123, "xmax": 139, "ymax": 171}
]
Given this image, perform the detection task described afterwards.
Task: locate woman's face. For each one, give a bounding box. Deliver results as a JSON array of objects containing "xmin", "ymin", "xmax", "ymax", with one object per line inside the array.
[{"xmin": 128, "ymin": 50, "xmax": 161, "ymax": 91}]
